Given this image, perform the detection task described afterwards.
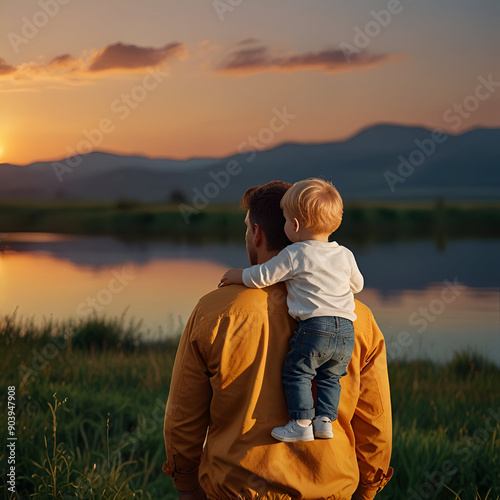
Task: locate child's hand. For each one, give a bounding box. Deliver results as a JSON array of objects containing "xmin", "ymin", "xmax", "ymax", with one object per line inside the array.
[{"xmin": 219, "ymin": 269, "xmax": 244, "ymax": 287}]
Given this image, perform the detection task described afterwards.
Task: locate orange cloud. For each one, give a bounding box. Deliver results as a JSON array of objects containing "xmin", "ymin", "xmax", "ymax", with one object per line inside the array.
[
  {"xmin": 217, "ymin": 40, "xmax": 403, "ymax": 75},
  {"xmin": 0, "ymin": 41, "xmax": 187, "ymax": 84},
  {"xmin": 48, "ymin": 54, "xmax": 78, "ymax": 67},
  {"xmin": 0, "ymin": 58, "xmax": 16, "ymax": 76},
  {"xmin": 88, "ymin": 42, "xmax": 185, "ymax": 72}
]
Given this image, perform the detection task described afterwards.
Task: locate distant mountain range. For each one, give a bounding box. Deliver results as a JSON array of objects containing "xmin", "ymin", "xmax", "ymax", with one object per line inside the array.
[{"xmin": 1, "ymin": 124, "xmax": 499, "ymax": 203}]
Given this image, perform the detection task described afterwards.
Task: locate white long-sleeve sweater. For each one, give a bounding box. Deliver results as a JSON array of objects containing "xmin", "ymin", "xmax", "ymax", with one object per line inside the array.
[{"xmin": 242, "ymin": 240, "xmax": 363, "ymax": 322}]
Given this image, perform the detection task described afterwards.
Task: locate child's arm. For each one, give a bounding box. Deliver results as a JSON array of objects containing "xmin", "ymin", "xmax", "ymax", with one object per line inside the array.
[
  {"xmin": 350, "ymin": 253, "xmax": 364, "ymax": 294},
  {"xmin": 220, "ymin": 249, "xmax": 293, "ymax": 289},
  {"xmin": 351, "ymin": 272, "xmax": 364, "ymax": 294},
  {"xmin": 219, "ymin": 268, "xmax": 244, "ymax": 287}
]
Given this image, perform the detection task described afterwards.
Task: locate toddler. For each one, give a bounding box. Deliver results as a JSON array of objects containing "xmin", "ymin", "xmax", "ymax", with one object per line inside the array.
[{"xmin": 220, "ymin": 178, "xmax": 363, "ymax": 442}]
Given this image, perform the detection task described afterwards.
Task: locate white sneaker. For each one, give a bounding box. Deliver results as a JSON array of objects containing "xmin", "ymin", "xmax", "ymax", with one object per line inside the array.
[
  {"xmin": 271, "ymin": 420, "xmax": 314, "ymax": 442},
  {"xmin": 313, "ymin": 416, "xmax": 333, "ymax": 439}
]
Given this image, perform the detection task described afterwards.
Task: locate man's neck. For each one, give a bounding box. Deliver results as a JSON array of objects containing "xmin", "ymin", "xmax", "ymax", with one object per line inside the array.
[{"xmin": 257, "ymin": 249, "xmax": 280, "ymax": 264}]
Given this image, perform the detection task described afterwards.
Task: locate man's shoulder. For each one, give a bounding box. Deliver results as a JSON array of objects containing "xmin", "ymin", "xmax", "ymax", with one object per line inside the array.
[
  {"xmin": 197, "ymin": 283, "xmax": 289, "ymax": 320},
  {"xmin": 353, "ymin": 299, "xmax": 374, "ymax": 320},
  {"xmin": 353, "ymin": 299, "xmax": 383, "ymax": 349}
]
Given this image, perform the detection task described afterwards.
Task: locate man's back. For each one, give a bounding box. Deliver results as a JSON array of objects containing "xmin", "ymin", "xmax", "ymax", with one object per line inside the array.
[{"xmin": 164, "ymin": 283, "xmax": 392, "ymax": 500}]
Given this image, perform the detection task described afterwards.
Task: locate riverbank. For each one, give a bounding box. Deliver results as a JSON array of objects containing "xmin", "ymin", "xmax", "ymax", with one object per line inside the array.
[{"xmin": 1, "ymin": 199, "xmax": 500, "ymax": 244}]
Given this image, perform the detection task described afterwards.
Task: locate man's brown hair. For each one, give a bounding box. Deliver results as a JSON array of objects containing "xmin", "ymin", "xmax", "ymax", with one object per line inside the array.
[{"xmin": 241, "ymin": 180, "xmax": 292, "ymax": 251}]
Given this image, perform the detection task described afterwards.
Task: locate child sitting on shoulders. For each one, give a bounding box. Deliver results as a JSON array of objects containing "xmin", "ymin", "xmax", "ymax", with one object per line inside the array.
[{"xmin": 220, "ymin": 177, "xmax": 363, "ymax": 442}]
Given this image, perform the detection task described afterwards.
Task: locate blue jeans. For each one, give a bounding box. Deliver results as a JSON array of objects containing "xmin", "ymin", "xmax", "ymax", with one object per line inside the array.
[{"xmin": 282, "ymin": 316, "xmax": 355, "ymax": 421}]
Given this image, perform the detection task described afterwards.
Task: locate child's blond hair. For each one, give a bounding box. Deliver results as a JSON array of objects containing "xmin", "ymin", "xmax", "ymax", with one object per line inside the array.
[{"xmin": 280, "ymin": 178, "xmax": 343, "ymax": 234}]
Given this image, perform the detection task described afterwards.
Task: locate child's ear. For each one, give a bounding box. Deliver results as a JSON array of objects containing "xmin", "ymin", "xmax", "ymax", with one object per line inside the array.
[{"xmin": 293, "ymin": 218, "xmax": 300, "ymax": 232}]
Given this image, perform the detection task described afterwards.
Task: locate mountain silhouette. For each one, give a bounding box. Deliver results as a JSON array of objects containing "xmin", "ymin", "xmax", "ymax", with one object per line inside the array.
[{"xmin": 1, "ymin": 124, "xmax": 498, "ymax": 203}]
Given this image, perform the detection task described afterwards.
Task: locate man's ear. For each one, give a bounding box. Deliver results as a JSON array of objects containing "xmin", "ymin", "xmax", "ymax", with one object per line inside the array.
[
  {"xmin": 253, "ymin": 223, "xmax": 264, "ymax": 248},
  {"xmin": 292, "ymin": 218, "xmax": 300, "ymax": 233}
]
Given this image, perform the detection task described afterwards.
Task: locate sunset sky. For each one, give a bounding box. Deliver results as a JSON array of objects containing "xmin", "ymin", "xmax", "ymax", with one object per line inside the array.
[{"xmin": 1, "ymin": 0, "xmax": 499, "ymax": 165}]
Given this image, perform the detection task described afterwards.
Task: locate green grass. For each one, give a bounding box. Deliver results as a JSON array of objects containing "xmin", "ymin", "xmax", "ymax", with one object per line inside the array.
[
  {"xmin": 1, "ymin": 312, "xmax": 499, "ymax": 499},
  {"xmin": 382, "ymin": 355, "xmax": 500, "ymax": 499},
  {"xmin": 1, "ymin": 199, "xmax": 499, "ymax": 243},
  {"xmin": 1, "ymin": 312, "xmax": 181, "ymax": 499}
]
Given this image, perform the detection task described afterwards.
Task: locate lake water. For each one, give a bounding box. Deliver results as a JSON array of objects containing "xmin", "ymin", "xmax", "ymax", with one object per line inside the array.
[{"xmin": 1, "ymin": 233, "xmax": 499, "ymax": 365}]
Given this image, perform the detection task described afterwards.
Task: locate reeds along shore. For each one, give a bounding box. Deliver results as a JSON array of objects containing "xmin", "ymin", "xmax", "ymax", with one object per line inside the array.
[
  {"xmin": 1, "ymin": 313, "xmax": 499, "ymax": 499},
  {"xmin": 0, "ymin": 199, "xmax": 500, "ymax": 243}
]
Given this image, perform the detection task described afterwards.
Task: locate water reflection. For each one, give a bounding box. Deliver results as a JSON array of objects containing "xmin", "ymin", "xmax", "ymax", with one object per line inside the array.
[
  {"xmin": 1, "ymin": 251, "xmax": 226, "ymax": 335},
  {"xmin": 1, "ymin": 233, "xmax": 498, "ymax": 365},
  {"xmin": 357, "ymin": 287, "xmax": 500, "ymax": 365}
]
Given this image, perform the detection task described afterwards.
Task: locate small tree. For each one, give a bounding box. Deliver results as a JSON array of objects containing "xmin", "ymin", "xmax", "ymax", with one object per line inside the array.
[{"xmin": 169, "ymin": 189, "xmax": 188, "ymax": 204}]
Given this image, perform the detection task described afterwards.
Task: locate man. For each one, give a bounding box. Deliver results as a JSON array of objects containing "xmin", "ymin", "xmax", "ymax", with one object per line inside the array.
[{"xmin": 163, "ymin": 181, "xmax": 393, "ymax": 499}]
